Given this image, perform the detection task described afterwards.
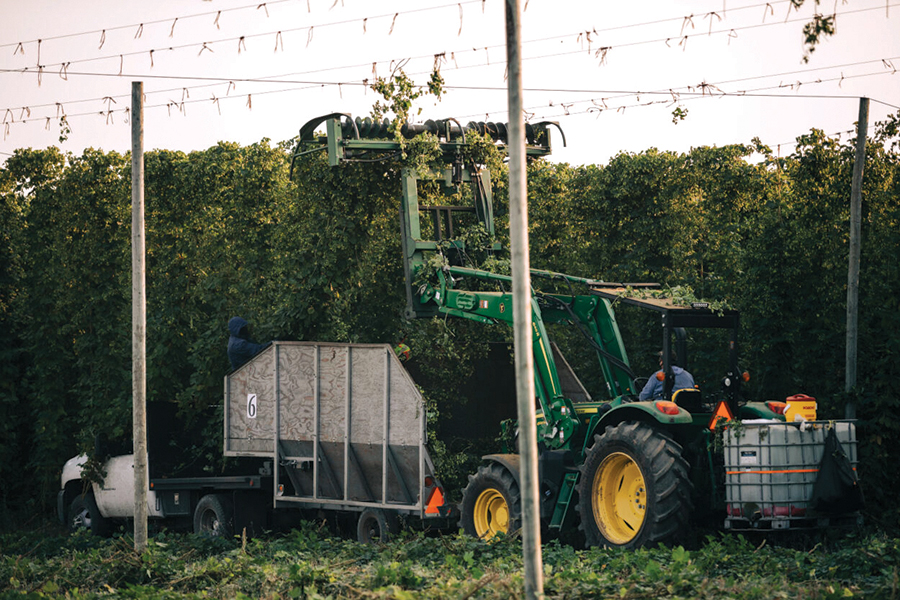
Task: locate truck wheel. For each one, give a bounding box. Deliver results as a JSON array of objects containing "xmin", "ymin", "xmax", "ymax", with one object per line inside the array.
[
  {"xmin": 356, "ymin": 509, "xmax": 400, "ymax": 544},
  {"xmin": 577, "ymin": 421, "xmax": 692, "ymax": 549},
  {"xmin": 459, "ymin": 463, "xmax": 521, "ymax": 540},
  {"xmin": 68, "ymin": 492, "xmax": 112, "ymax": 537},
  {"xmin": 194, "ymin": 494, "xmax": 234, "ymax": 538}
]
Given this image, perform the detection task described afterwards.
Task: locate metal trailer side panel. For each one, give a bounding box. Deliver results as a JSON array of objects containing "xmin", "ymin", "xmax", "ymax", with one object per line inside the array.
[
  {"xmin": 224, "ymin": 342, "xmax": 431, "ymax": 517},
  {"xmin": 224, "ymin": 345, "xmax": 277, "ymax": 456}
]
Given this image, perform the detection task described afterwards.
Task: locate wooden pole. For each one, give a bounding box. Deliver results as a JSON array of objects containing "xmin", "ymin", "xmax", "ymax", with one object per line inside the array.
[
  {"xmin": 845, "ymin": 97, "xmax": 868, "ymax": 419},
  {"xmin": 505, "ymin": 2, "xmax": 544, "ymax": 598},
  {"xmin": 131, "ymin": 81, "xmax": 148, "ymax": 551}
]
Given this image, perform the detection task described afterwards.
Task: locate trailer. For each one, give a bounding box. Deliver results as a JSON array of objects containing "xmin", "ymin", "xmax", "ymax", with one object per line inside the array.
[{"xmin": 59, "ymin": 342, "xmax": 454, "ymax": 542}]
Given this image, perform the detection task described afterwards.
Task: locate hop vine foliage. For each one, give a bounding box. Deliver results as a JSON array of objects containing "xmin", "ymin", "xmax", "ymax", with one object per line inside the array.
[
  {"xmin": 367, "ymin": 64, "xmax": 449, "ymax": 168},
  {"xmin": 2, "ymin": 116, "xmax": 900, "ymax": 531},
  {"xmin": 671, "ymin": 105, "xmax": 689, "ymax": 125},
  {"xmin": 399, "ymin": 132, "xmax": 443, "ymax": 171},
  {"xmin": 801, "ymin": 12, "xmax": 836, "ymax": 63},
  {"xmin": 369, "ymin": 66, "xmax": 444, "ymax": 127},
  {"xmin": 789, "ymin": 0, "xmax": 838, "ymax": 63},
  {"xmin": 617, "ymin": 284, "xmax": 731, "ymax": 316},
  {"xmin": 58, "ymin": 115, "xmax": 71, "ymax": 144}
]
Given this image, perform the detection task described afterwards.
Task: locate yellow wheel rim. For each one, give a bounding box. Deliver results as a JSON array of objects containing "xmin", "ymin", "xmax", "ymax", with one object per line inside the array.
[
  {"xmin": 473, "ymin": 488, "xmax": 509, "ymax": 540},
  {"xmin": 592, "ymin": 452, "xmax": 646, "ymax": 545}
]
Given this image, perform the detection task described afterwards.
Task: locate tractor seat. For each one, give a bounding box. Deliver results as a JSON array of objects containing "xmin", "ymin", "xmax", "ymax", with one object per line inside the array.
[{"xmin": 672, "ymin": 388, "xmax": 703, "ymax": 413}]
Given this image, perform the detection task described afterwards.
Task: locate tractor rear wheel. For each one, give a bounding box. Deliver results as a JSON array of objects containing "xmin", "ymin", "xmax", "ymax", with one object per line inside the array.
[
  {"xmin": 460, "ymin": 463, "xmax": 521, "ymax": 540},
  {"xmin": 577, "ymin": 421, "xmax": 692, "ymax": 548}
]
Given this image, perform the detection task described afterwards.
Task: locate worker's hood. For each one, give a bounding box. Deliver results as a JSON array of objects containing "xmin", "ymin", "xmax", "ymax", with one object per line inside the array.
[{"xmin": 228, "ymin": 316, "xmax": 249, "ymax": 338}]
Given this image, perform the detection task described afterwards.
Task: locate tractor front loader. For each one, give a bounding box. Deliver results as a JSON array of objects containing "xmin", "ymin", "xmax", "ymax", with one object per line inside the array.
[{"xmin": 291, "ymin": 113, "xmax": 856, "ymax": 548}]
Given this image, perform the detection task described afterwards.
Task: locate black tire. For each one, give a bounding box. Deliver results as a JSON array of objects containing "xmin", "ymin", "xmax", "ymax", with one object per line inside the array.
[
  {"xmin": 68, "ymin": 491, "xmax": 112, "ymax": 537},
  {"xmin": 356, "ymin": 509, "xmax": 400, "ymax": 544},
  {"xmin": 459, "ymin": 463, "xmax": 521, "ymax": 540},
  {"xmin": 577, "ymin": 421, "xmax": 692, "ymax": 549},
  {"xmin": 193, "ymin": 494, "xmax": 234, "ymax": 538}
]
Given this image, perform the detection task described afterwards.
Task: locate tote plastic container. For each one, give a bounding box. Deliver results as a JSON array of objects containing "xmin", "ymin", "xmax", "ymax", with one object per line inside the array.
[{"xmin": 723, "ymin": 421, "xmax": 857, "ymax": 530}]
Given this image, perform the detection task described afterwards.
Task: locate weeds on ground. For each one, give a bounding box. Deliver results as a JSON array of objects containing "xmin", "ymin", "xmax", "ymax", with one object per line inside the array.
[{"xmin": 1, "ymin": 524, "xmax": 897, "ymax": 599}]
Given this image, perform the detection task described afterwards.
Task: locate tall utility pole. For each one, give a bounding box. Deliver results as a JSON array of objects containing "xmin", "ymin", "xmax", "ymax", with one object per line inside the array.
[
  {"xmin": 845, "ymin": 96, "xmax": 868, "ymax": 420},
  {"xmin": 131, "ymin": 81, "xmax": 148, "ymax": 552},
  {"xmin": 505, "ymin": 1, "xmax": 544, "ymax": 598}
]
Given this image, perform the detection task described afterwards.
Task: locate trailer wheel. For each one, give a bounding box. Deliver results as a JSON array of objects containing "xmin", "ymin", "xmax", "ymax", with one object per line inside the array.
[
  {"xmin": 356, "ymin": 509, "xmax": 400, "ymax": 544},
  {"xmin": 459, "ymin": 463, "xmax": 521, "ymax": 540},
  {"xmin": 194, "ymin": 494, "xmax": 234, "ymax": 538},
  {"xmin": 68, "ymin": 491, "xmax": 112, "ymax": 537},
  {"xmin": 577, "ymin": 421, "xmax": 692, "ymax": 549}
]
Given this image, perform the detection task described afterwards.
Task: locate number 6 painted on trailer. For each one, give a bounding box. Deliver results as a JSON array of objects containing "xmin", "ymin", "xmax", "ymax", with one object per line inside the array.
[{"xmin": 247, "ymin": 393, "xmax": 258, "ymax": 419}]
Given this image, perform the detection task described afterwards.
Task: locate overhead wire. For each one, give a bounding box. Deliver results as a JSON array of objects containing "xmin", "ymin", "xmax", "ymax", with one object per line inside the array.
[
  {"xmin": 1, "ymin": 0, "xmax": 897, "ymax": 149},
  {"xmin": 3, "ymin": 21, "xmax": 897, "ymax": 123},
  {"xmin": 1, "ymin": 0, "xmax": 894, "ymax": 134},
  {"xmin": 3, "ymin": 61, "xmax": 895, "ymax": 147},
  {"xmin": 515, "ymin": 66, "xmax": 900, "ymax": 119},
  {"xmin": 462, "ymin": 2, "xmax": 900, "ymax": 71},
  {"xmin": 509, "ymin": 78, "xmax": 894, "ymax": 141},
  {"xmin": 0, "ymin": 0, "xmax": 803, "ymax": 58},
  {"xmin": 3, "ymin": 54, "xmax": 897, "ymax": 126},
  {"xmin": 872, "ymin": 98, "xmax": 900, "ymax": 111},
  {"xmin": 0, "ymin": 0, "xmax": 890, "ymax": 95},
  {"xmin": 0, "ymin": 0, "xmax": 486, "ymax": 52},
  {"xmin": 0, "ymin": 0, "xmax": 295, "ymax": 49},
  {"xmin": 0, "ymin": 0, "xmax": 809, "ymax": 127},
  {"xmin": 3, "ymin": 0, "xmax": 892, "ymax": 88}
]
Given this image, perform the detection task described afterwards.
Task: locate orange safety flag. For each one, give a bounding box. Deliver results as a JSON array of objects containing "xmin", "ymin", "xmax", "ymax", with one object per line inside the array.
[{"xmin": 707, "ymin": 400, "xmax": 734, "ymax": 430}]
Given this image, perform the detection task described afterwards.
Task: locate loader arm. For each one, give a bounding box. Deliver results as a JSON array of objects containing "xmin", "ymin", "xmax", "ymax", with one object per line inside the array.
[
  {"xmin": 539, "ymin": 293, "xmax": 637, "ymax": 400},
  {"xmin": 292, "ymin": 113, "xmax": 586, "ymax": 449},
  {"xmin": 427, "ymin": 265, "xmax": 582, "ymax": 450}
]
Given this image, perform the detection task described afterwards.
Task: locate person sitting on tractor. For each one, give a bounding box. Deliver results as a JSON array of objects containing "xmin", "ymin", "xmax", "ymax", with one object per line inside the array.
[
  {"xmin": 639, "ymin": 351, "xmax": 695, "ymax": 401},
  {"xmin": 227, "ymin": 316, "xmax": 271, "ymax": 370}
]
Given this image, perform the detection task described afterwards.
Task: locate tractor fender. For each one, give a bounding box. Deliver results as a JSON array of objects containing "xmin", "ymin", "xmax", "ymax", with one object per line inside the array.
[
  {"xmin": 588, "ymin": 402, "xmax": 692, "ymax": 440},
  {"xmin": 740, "ymin": 401, "xmax": 786, "ymax": 421},
  {"xmin": 481, "ymin": 454, "xmax": 521, "ymax": 491}
]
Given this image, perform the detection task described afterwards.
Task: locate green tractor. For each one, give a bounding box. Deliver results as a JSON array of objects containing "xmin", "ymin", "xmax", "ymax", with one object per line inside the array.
[{"xmin": 291, "ymin": 114, "xmax": 849, "ymax": 548}]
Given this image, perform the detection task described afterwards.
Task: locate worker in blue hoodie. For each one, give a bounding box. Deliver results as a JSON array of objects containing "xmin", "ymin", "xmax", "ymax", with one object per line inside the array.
[{"xmin": 227, "ymin": 316, "xmax": 271, "ymax": 370}]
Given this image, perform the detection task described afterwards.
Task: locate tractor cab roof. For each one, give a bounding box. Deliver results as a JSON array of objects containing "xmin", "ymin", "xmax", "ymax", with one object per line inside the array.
[
  {"xmin": 587, "ymin": 284, "xmax": 739, "ymax": 331},
  {"xmin": 586, "ymin": 283, "xmax": 742, "ymax": 410}
]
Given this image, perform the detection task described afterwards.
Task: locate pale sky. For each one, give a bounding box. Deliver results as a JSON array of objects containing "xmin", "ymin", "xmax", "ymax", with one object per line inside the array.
[{"xmin": 1, "ymin": 0, "xmax": 898, "ymax": 166}]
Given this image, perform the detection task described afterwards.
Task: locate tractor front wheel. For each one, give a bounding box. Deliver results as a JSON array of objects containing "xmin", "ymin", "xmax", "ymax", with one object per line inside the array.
[
  {"xmin": 577, "ymin": 421, "xmax": 692, "ymax": 548},
  {"xmin": 460, "ymin": 463, "xmax": 521, "ymax": 540}
]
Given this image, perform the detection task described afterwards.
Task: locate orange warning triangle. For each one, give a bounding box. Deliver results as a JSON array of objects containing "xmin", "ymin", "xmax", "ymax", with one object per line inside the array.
[
  {"xmin": 708, "ymin": 400, "xmax": 734, "ymax": 430},
  {"xmin": 425, "ymin": 486, "xmax": 445, "ymax": 515}
]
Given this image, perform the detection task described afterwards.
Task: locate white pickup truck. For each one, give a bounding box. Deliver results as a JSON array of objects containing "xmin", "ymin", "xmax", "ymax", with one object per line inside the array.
[{"xmin": 58, "ymin": 452, "xmax": 260, "ymax": 537}]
